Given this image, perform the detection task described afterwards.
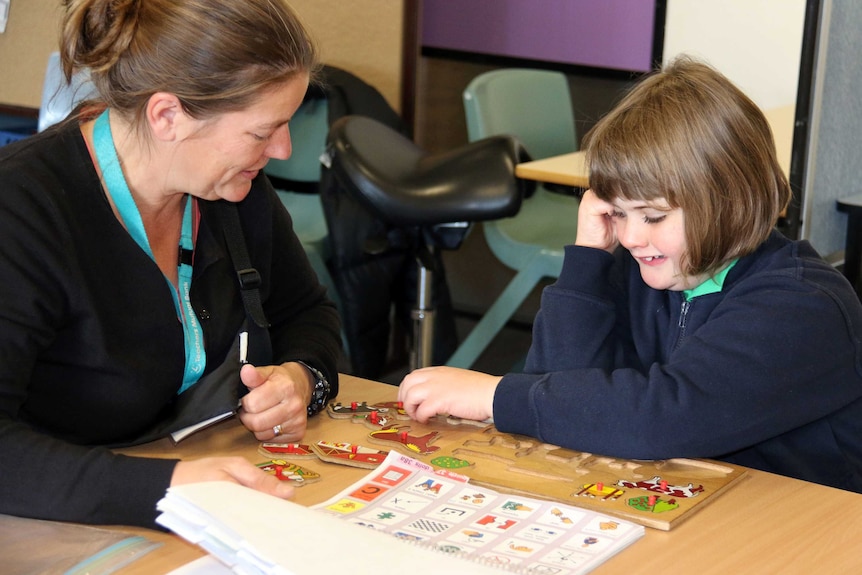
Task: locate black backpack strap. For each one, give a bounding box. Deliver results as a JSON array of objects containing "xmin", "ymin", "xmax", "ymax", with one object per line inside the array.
[{"xmin": 214, "ymin": 202, "xmax": 270, "ymax": 328}]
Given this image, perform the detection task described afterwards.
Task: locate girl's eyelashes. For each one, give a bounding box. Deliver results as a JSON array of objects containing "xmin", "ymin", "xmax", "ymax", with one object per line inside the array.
[
  {"xmin": 643, "ymin": 215, "xmax": 666, "ymax": 224},
  {"xmin": 609, "ymin": 210, "xmax": 666, "ymax": 224}
]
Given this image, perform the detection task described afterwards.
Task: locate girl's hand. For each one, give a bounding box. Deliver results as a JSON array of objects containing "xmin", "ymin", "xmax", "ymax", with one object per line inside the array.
[
  {"xmin": 398, "ymin": 366, "xmax": 501, "ymax": 423},
  {"xmin": 575, "ymin": 189, "xmax": 619, "ymax": 253}
]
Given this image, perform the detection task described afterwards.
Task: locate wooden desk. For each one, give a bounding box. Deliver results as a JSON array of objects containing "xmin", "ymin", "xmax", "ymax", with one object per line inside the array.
[
  {"xmin": 514, "ymin": 105, "xmax": 794, "ymax": 191},
  {"xmin": 515, "ymin": 150, "xmax": 588, "ymax": 188},
  {"xmin": 69, "ymin": 375, "xmax": 862, "ymax": 573}
]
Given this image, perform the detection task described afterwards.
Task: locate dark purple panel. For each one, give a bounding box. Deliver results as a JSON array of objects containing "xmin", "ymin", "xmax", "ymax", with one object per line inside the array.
[{"xmin": 422, "ymin": 0, "xmax": 656, "ymax": 72}]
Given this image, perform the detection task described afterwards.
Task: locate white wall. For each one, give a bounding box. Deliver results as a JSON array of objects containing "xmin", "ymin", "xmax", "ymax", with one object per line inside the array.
[
  {"xmin": 800, "ymin": 0, "xmax": 862, "ymax": 257},
  {"xmin": 663, "ymin": 0, "xmax": 806, "ymax": 111}
]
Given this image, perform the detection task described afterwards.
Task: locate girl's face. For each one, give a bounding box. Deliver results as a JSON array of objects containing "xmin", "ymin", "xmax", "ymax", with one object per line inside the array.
[{"xmin": 610, "ymin": 197, "xmax": 707, "ymax": 291}]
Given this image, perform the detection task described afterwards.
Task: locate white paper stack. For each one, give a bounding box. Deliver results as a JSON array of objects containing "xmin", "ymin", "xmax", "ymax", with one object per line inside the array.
[{"xmin": 156, "ymin": 481, "xmax": 504, "ymax": 575}]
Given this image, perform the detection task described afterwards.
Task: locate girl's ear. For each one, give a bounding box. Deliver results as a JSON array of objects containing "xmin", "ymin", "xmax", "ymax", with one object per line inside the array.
[{"xmin": 146, "ymin": 92, "xmax": 186, "ymax": 142}]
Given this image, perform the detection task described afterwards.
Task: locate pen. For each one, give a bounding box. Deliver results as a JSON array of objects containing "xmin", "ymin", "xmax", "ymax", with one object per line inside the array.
[{"xmin": 239, "ymin": 331, "xmax": 248, "ymax": 364}]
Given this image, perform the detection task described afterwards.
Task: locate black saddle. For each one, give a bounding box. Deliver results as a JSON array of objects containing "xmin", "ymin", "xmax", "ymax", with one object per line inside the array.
[{"xmin": 324, "ymin": 115, "xmax": 525, "ymax": 230}]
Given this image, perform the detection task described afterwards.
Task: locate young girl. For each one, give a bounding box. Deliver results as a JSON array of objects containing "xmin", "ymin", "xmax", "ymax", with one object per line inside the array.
[{"xmin": 399, "ymin": 57, "xmax": 862, "ymax": 492}]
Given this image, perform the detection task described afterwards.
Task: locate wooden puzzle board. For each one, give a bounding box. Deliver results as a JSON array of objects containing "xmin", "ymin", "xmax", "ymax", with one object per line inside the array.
[
  {"xmin": 424, "ymin": 423, "xmax": 747, "ymax": 531},
  {"xmin": 322, "ymin": 402, "xmax": 747, "ymax": 531}
]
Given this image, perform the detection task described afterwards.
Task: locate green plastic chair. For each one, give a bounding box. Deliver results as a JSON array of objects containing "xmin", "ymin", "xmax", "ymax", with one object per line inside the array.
[
  {"xmin": 447, "ymin": 68, "xmax": 580, "ymax": 369},
  {"xmin": 264, "ymin": 97, "xmax": 347, "ymax": 352}
]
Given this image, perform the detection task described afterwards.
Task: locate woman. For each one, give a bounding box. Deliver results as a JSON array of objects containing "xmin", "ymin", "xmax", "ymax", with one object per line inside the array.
[
  {"xmin": 399, "ymin": 58, "xmax": 862, "ymax": 493},
  {"xmin": 0, "ymin": 0, "xmax": 342, "ymax": 527}
]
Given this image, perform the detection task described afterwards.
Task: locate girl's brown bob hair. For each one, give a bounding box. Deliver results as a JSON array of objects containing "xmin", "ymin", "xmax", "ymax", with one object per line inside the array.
[{"xmin": 584, "ymin": 57, "xmax": 791, "ymax": 277}]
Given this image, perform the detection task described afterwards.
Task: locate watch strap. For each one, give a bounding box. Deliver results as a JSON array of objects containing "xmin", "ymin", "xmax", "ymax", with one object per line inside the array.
[{"xmin": 296, "ymin": 361, "xmax": 331, "ymax": 416}]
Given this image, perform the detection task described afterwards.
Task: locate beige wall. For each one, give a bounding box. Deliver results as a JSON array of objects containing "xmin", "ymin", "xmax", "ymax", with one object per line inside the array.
[
  {"xmin": 0, "ymin": 0, "xmax": 62, "ymax": 109},
  {"xmin": 290, "ymin": 0, "xmax": 404, "ymax": 113},
  {"xmin": 0, "ymin": 0, "xmax": 404, "ymax": 113}
]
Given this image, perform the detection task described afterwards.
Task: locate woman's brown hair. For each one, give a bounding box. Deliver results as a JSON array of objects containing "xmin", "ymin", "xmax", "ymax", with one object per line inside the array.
[
  {"xmin": 584, "ymin": 56, "xmax": 791, "ymax": 277},
  {"xmin": 60, "ymin": 0, "xmax": 319, "ymax": 129}
]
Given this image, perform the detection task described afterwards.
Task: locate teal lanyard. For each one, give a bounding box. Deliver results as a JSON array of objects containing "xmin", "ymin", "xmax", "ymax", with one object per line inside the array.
[{"xmin": 93, "ymin": 110, "xmax": 205, "ymax": 394}]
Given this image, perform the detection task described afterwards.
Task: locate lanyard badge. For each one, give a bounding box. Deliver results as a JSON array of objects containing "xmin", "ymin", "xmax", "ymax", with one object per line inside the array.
[{"xmin": 93, "ymin": 109, "xmax": 206, "ymax": 393}]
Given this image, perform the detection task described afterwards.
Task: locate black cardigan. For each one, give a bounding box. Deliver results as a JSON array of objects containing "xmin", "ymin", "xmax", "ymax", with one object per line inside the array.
[{"xmin": 0, "ymin": 119, "xmax": 342, "ymax": 526}]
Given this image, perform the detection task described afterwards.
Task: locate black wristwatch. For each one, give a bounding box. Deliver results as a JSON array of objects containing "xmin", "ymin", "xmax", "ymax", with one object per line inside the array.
[{"xmin": 297, "ymin": 361, "xmax": 331, "ymax": 417}]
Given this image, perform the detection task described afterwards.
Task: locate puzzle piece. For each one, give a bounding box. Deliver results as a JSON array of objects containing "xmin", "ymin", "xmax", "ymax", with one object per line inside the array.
[
  {"xmin": 256, "ymin": 459, "xmax": 321, "ymax": 485},
  {"xmin": 367, "ymin": 425, "xmax": 441, "ymax": 455},
  {"xmin": 327, "ymin": 401, "xmax": 388, "ymax": 419},
  {"xmin": 627, "ymin": 495, "xmax": 679, "ymax": 514},
  {"xmin": 575, "ymin": 482, "xmax": 625, "ymax": 501},
  {"xmin": 616, "ymin": 476, "xmax": 703, "ymax": 498},
  {"xmin": 430, "ymin": 455, "xmax": 473, "ymax": 469},
  {"xmin": 311, "ymin": 440, "xmax": 388, "ymax": 469},
  {"xmin": 350, "ymin": 409, "xmax": 394, "ymax": 429},
  {"xmin": 371, "ymin": 401, "xmax": 410, "ymax": 420},
  {"xmin": 258, "ymin": 442, "xmax": 316, "ymax": 460}
]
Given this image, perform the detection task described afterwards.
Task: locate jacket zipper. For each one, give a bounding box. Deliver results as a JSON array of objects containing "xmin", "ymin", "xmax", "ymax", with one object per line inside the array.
[{"xmin": 676, "ymin": 299, "xmax": 691, "ymax": 350}]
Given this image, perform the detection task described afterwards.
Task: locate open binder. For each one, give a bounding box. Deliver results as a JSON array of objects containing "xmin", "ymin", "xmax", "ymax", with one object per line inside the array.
[
  {"xmin": 157, "ymin": 452, "xmax": 643, "ymax": 574},
  {"xmin": 157, "ymin": 482, "xmax": 502, "ymax": 575}
]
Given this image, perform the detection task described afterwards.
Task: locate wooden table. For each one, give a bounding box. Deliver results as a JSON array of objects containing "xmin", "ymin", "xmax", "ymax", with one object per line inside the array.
[
  {"xmin": 515, "ymin": 150, "xmax": 589, "ymax": 188},
  {"xmin": 53, "ymin": 374, "xmax": 862, "ymax": 573},
  {"xmin": 514, "ymin": 105, "xmax": 794, "ymax": 190}
]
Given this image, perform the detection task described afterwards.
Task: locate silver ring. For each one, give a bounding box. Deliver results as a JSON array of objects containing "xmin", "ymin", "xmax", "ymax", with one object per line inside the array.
[{"xmin": 272, "ymin": 424, "xmax": 283, "ymax": 437}]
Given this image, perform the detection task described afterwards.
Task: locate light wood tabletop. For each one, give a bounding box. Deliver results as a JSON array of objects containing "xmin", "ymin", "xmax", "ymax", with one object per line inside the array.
[
  {"xmin": 515, "ymin": 150, "xmax": 588, "ymax": 188},
  {"xmin": 40, "ymin": 373, "xmax": 862, "ymax": 573},
  {"xmin": 514, "ymin": 104, "xmax": 795, "ymax": 191}
]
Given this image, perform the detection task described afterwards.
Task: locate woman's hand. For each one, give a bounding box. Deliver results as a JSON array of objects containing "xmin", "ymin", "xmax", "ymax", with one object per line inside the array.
[
  {"xmin": 171, "ymin": 457, "xmax": 294, "ymax": 499},
  {"xmin": 575, "ymin": 189, "xmax": 619, "ymax": 253},
  {"xmin": 398, "ymin": 366, "xmax": 501, "ymax": 423},
  {"xmin": 237, "ymin": 362, "xmax": 313, "ymax": 442}
]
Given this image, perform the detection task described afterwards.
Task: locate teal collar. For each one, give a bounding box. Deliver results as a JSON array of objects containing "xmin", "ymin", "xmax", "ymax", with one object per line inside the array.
[{"xmin": 683, "ymin": 259, "xmax": 738, "ymax": 301}]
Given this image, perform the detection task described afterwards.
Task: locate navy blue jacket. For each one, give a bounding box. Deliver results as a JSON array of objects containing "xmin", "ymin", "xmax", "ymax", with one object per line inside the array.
[{"xmin": 494, "ymin": 231, "xmax": 862, "ymax": 492}]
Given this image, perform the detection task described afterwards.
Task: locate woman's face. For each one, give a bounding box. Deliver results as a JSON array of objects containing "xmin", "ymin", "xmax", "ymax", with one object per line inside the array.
[
  {"xmin": 610, "ymin": 197, "xmax": 707, "ymax": 291},
  {"xmin": 174, "ymin": 74, "xmax": 309, "ymax": 203}
]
